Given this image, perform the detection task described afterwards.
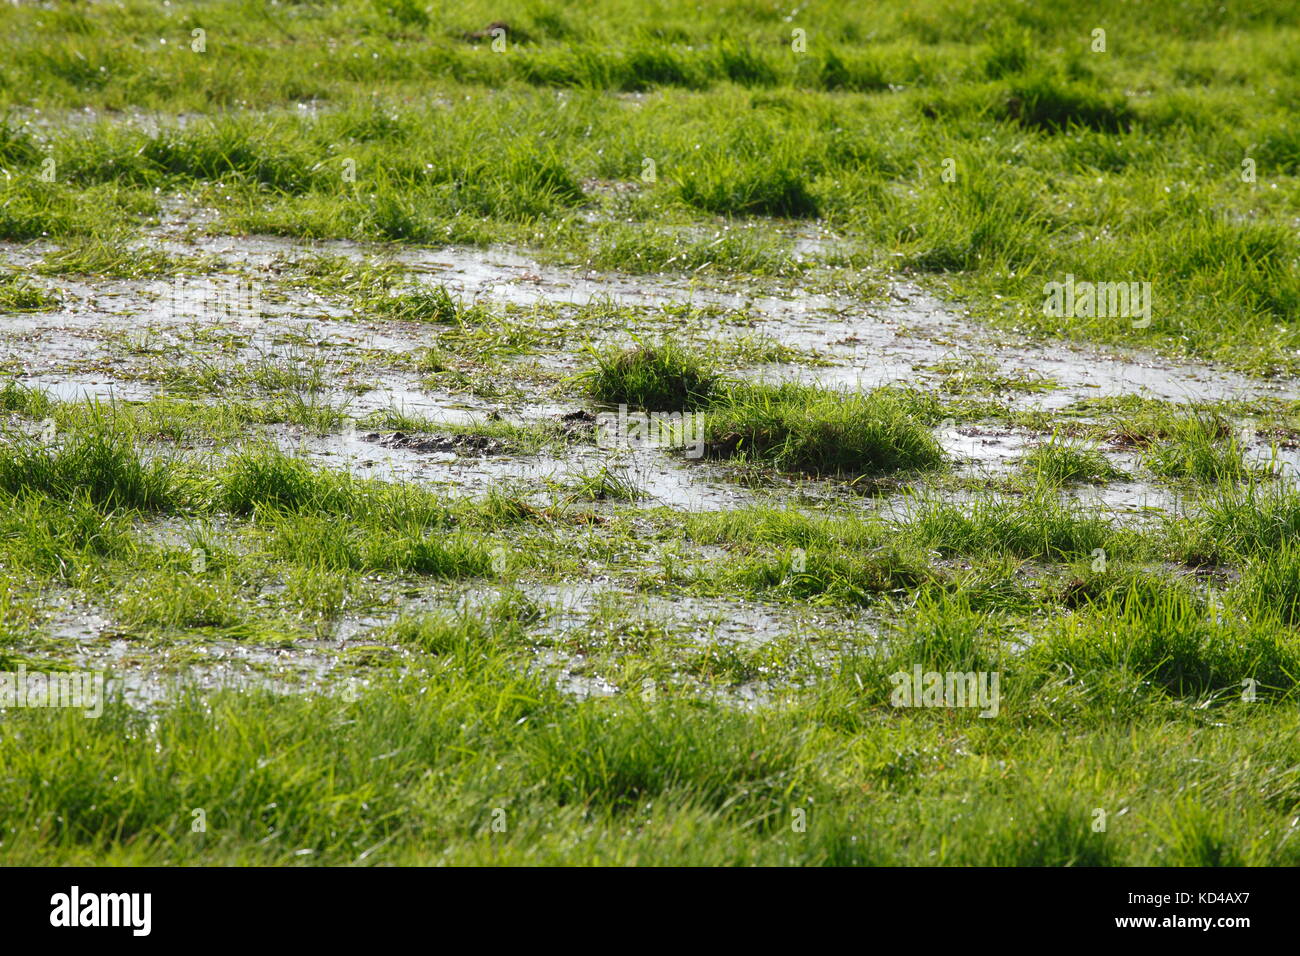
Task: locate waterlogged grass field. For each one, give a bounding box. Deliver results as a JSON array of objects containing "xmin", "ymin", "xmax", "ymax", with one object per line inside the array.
[{"xmin": 2, "ymin": 0, "xmax": 1300, "ymax": 866}]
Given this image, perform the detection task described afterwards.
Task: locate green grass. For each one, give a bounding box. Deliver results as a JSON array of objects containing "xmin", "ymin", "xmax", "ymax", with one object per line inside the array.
[
  {"xmin": 1235, "ymin": 542, "xmax": 1300, "ymax": 628},
  {"xmin": 566, "ymin": 464, "xmax": 645, "ymax": 502},
  {"xmin": 278, "ymin": 254, "xmax": 490, "ymax": 324},
  {"xmin": 0, "ymin": 489, "xmax": 136, "ymax": 580},
  {"xmin": 1186, "ymin": 486, "xmax": 1300, "ymax": 561},
  {"xmin": 265, "ymin": 512, "xmax": 494, "ymax": 576},
  {"xmin": 578, "ymin": 339, "xmax": 720, "ymax": 411},
  {"xmin": 1020, "ymin": 434, "xmax": 1123, "ymax": 485},
  {"xmin": 677, "ymin": 144, "xmax": 820, "ymax": 218},
  {"xmin": 35, "ymin": 236, "xmax": 201, "ymax": 277},
  {"xmin": 116, "ymin": 569, "xmax": 264, "ymax": 639},
  {"xmin": 705, "ymin": 542, "xmax": 930, "ymax": 607},
  {"xmin": 0, "ymin": 272, "xmax": 60, "ymax": 312},
  {"xmin": 382, "ymin": 591, "xmax": 541, "ymax": 656},
  {"xmin": 0, "ymin": 411, "xmax": 1298, "ymax": 866},
  {"xmin": 1027, "ymin": 586, "xmax": 1300, "ymax": 700},
  {"xmin": 4, "ymin": 0, "xmax": 1300, "ymax": 868},
  {"xmin": 901, "ymin": 491, "xmax": 1124, "ymax": 561},
  {"xmin": 0, "ymin": 380, "xmax": 56, "ymax": 419},
  {"xmin": 702, "ymin": 382, "xmax": 945, "ymax": 476},
  {"xmin": 1001, "ymin": 72, "xmax": 1134, "ymax": 133},
  {"xmin": 0, "ymin": 179, "xmax": 159, "ymax": 241},
  {"xmin": 0, "ymin": 413, "xmax": 180, "ymax": 512},
  {"xmin": 2, "ymin": 638, "xmax": 1298, "ymax": 864},
  {"xmin": 0, "ymin": 2, "xmax": 1296, "ymax": 371},
  {"xmin": 925, "ymin": 355, "xmax": 1059, "ymax": 396},
  {"xmin": 1140, "ymin": 413, "xmax": 1254, "ymax": 484}
]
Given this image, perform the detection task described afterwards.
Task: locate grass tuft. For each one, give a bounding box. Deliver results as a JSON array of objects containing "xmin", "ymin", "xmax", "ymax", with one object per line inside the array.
[
  {"xmin": 579, "ymin": 339, "xmax": 720, "ymax": 411},
  {"xmin": 703, "ymin": 383, "xmax": 944, "ymax": 476}
]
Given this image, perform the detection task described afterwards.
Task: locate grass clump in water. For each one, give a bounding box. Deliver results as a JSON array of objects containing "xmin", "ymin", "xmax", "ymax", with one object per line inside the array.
[
  {"xmin": 719, "ymin": 543, "xmax": 930, "ymax": 606},
  {"xmin": 0, "ymin": 272, "xmax": 60, "ymax": 312},
  {"xmin": 579, "ymin": 339, "xmax": 720, "ymax": 411},
  {"xmin": 213, "ymin": 447, "xmax": 454, "ymax": 530},
  {"xmin": 901, "ymin": 492, "xmax": 1120, "ymax": 561},
  {"xmin": 566, "ymin": 464, "xmax": 645, "ymax": 502},
  {"xmin": 213, "ymin": 447, "xmax": 358, "ymax": 517},
  {"xmin": 1141, "ymin": 414, "xmax": 1253, "ymax": 484},
  {"xmin": 0, "ymin": 415, "xmax": 178, "ymax": 512},
  {"xmin": 1020, "ymin": 434, "xmax": 1123, "ymax": 485},
  {"xmin": 1185, "ymin": 486, "xmax": 1300, "ymax": 561},
  {"xmin": 1027, "ymin": 586, "xmax": 1300, "ymax": 701},
  {"xmin": 703, "ymin": 383, "xmax": 944, "ymax": 477},
  {"xmin": 0, "ymin": 380, "xmax": 55, "ymax": 419},
  {"xmin": 116, "ymin": 569, "xmax": 263, "ymax": 639}
]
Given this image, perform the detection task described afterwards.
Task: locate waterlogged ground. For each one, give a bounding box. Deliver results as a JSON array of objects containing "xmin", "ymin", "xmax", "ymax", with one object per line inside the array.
[
  {"xmin": 5, "ymin": 229, "xmax": 1299, "ymax": 703},
  {"xmin": 6, "ymin": 0, "xmax": 1300, "ymax": 868},
  {"xmin": 7, "ymin": 224, "xmax": 1300, "ymax": 867}
]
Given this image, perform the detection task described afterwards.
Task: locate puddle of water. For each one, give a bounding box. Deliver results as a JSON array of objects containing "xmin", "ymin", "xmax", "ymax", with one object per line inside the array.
[
  {"xmin": 1247, "ymin": 442, "xmax": 1300, "ymax": 479},
  {"xmin": 752, "ymin": 283, "xmax": 1292, "ymax": 411},
  {"xmin": 290, "ymin": 426, "xmax": 752, "ymax": 511},
  {"xmin": 8, "ymin": 235, "xmax": 1292, "ymax": 427},
  {"xmin": 5, "ymin": 233, "xmax": 1295, "ymax": 572},
  {"xmin": 941, "ymin": 425, "xmax": 1034, "ymax": 475},
  {"xmin": 1065, "ymin": 480, "xmax": 1175, "ymax": 518},
  {"xmin": 30, "ymin": 600, "xmax": 341, "ymax": 710},
  {"xmin": 19, "ymin": 571, "xmax": 843, "ymax": 711},
  {"xmin": 20, "ymin": 377, "xmax": 156, "ymax": 404}
]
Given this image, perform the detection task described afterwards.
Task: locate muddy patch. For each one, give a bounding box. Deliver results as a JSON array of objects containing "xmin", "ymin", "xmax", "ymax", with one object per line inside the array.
[
  {"xmin": 287, "ymin": 425, "xmax": 755, "ymax": 511},
  {"xmin": 363, "ymin": 430, "xmax": 515, "ymax": 456}
]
